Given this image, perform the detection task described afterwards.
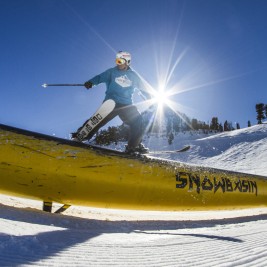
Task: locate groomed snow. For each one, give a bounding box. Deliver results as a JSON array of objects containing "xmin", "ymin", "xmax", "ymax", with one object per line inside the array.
[{"xmin": 1, "ymin": 124, "xmax": 267, "ymax": 266}]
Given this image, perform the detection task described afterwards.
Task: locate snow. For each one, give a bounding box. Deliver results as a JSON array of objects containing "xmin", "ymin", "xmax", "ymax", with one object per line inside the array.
[
  {"xmin": 1, "ymin": 124, "xmax": 267, "ymax": 266},
  {"xmin": 145, "ymin": 124, "xmax": 267, "ymax": 176}
]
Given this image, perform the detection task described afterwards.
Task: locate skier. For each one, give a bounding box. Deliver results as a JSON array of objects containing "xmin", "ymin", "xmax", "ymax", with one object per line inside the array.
[{"xmin": 71, "ymin": 51, "xmax": 151, "ymax": 154}]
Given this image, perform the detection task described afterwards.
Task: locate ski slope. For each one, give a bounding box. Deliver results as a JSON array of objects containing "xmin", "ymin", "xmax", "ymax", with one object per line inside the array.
[
  {"xmin": 1, "ymin": 124, "xmax": 267, "ymax": 266},
  {"xmin": 146, "ymin": 124, "xmax": 267, "ymax": 176}
]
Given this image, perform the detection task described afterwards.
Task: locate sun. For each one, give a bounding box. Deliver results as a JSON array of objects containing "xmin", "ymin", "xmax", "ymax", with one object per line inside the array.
[
  {"xmin": 134, "ymin": 45, "xmax": 200, "ymax": 134},
  {"xmin": 149, "ymin": 83, "xmax": 173, "ymax": 111}
]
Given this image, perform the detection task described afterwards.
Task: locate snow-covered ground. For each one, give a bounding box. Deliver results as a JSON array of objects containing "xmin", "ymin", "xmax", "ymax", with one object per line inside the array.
[
  {"xmin": 1, "ymin": 124, "xmax": 267, "ymax": 266},
  {"xmin": 146, "ymin": 124, "xmax": 267, "ymax": 176}
]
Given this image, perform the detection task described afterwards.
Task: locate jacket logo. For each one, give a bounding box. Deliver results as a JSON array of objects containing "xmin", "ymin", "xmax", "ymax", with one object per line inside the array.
[{"xmin": 115, "ymin": 75, "xmax": 132, "ymax": 88}]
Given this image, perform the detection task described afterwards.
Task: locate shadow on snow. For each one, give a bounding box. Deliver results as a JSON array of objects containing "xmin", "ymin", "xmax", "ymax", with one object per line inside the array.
[{"xmin": 1, "ymin": 203, "xmax": 266, "ymax": 265}]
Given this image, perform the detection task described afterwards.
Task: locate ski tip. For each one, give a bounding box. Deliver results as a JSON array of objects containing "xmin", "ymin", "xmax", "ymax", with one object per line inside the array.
[
  {"xmin": 145, "ymin": 145, "xmax": 191, "ymax": 155},
  {"xmin": 178, "ymin": 145, "xmax": 190, "ymax": 152}
]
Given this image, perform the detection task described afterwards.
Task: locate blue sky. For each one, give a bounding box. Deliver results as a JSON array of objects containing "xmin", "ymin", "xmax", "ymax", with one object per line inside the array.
[{"xmin": 1, "ymin": 0, "xmax": 267, "ymax": 137}]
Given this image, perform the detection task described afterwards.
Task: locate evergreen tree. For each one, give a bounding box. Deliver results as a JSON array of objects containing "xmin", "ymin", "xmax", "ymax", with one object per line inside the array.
[
  {"xmin": 248, "ymin": 120, "xmax": 251, "ymax": 127},
  {"xmin": 168, "ymin": 132, "xmax": 174, "ymax": 145},
  {"xmin": 256, "ymin": 103, "xmax": 265, "ymax": 124},
  {"xmin": 236, "ymin": 122, "xmax": 240, "ymax": 129},
  {"xmin": 210, "ymin": 117, "xmax": 219, "ymax": 131},
  {"xmin": 224, "ymin": 120, "xmax": 229, "ymax": 131}
]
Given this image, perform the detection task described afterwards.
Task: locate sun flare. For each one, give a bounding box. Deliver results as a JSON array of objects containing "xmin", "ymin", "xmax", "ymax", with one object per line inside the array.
[
  {"xmin": 135, "ymin": 43, "xmax": 212, "ymax": 136},
  {"xmin": 152, "ymin": 89, "xmax": 170, "ymax": 107}
]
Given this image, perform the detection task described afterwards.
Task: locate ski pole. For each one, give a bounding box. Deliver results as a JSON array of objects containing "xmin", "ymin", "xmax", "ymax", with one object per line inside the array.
[{"xmin": 42, "ymin": 83, "xmax": 84, "ymax": 88}]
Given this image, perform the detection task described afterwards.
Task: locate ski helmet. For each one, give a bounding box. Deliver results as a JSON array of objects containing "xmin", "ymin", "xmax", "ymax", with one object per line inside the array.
[{"xmin": 116, "ymin": 51, "xmax": 131, "ymax": 65}]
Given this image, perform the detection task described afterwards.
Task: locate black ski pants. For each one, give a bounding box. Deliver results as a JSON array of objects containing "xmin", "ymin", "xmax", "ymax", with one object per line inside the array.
[{"xmin": 84, "ymin": 103, "xmax": 144, "ymax": 148}]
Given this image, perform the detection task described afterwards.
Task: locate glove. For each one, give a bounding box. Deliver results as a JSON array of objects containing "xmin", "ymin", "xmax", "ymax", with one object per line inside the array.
[{"xmin": 84, "ymin": 81, "xmax": 93, "ymax": 89}]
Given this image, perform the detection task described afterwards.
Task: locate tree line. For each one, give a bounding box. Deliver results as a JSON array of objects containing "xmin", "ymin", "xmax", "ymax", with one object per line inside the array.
[
  {"xmin": 94, "ymin": 103, "xmax": 266, "ymax": 145},
  {"xmin": 94, "ymin": 106, "xmax": 243, "ymax": 145}
]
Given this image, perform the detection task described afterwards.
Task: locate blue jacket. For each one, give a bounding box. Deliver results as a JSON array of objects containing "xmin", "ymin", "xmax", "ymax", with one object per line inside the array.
[{"xmin": 89, "ymin": 66, "xmax": 148, "ymax": 105}]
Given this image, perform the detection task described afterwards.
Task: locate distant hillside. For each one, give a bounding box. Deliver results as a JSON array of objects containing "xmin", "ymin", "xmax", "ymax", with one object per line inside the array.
[{"xmin": 147, "ymin": 124, "xmax": 267, "ymax": 176}]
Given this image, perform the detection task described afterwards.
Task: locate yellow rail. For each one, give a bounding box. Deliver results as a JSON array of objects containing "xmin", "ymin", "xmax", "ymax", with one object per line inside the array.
[{"xmin": 0, "ymin": 124, "xmax": 267, "ymax": 211}]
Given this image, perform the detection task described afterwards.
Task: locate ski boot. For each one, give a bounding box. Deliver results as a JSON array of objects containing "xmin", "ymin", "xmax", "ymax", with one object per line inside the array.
[
  {"xmin": 125, "ymin": 143, "xmax": 149, "ymax": 155},
  {"xmin": 70, "ymin": 132, "xmax": 81, "ymax": 142}
]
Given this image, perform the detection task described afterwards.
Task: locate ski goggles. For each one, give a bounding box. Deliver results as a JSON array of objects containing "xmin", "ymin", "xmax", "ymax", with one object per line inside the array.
[{"xmin": 116, "ymin": 58, "xmax": 126, "ymax": 65}]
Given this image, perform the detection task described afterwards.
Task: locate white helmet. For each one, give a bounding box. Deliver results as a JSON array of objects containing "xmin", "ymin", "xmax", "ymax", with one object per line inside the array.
[{"xmin": 116, "ymin": 51, "xmax": 131, "ymax": 65}]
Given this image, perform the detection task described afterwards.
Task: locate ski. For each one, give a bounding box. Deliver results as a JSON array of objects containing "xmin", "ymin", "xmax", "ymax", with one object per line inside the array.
[
  {"xmin": 72, "ymin": 99, "xmax": 116, "ymax": 141},
  {"xmin": 145, "ymin": 145, "xmax": 190, "ymax": 155}
]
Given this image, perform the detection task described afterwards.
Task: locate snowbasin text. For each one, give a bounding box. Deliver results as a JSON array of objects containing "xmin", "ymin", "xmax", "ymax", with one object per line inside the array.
[{"xmin": 176, "ymin": 171, "xmax": 258, "ymax": 195}]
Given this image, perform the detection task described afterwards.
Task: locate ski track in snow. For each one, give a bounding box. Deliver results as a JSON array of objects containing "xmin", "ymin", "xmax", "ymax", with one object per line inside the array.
[{"xmin": 1, "ymin": 124, "xmax": 267, "ymax": 266}]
